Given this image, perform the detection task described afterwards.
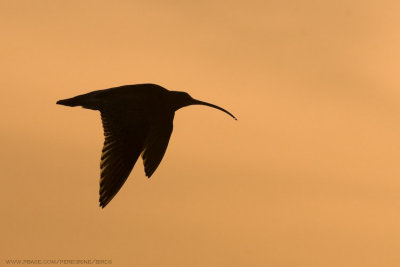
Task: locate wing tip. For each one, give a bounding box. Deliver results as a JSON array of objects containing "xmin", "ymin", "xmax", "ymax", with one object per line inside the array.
[
  {"xmin": 99, "ymin": 201, "xmax": 106, "ymax": 209},
  {"xmin": 145, "ymin": 168, "xmax": 155, "ymax": 179},
  {"xmin": 99, "ymin": 196, "xmax": 110, "ymax": 209}
]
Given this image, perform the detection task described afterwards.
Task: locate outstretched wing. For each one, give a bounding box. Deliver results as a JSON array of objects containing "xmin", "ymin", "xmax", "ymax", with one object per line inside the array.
[
  {"xmin": 141, "ymin": 115, "xmax": 174, "ymax": 178},
  {"xmin": 99, "ymin": 108, "xmax": 148, "ymax": 208}
]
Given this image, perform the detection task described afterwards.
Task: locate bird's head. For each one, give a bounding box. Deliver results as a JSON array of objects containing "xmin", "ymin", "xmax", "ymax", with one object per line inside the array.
[{"xmin": 169, "ymin": 91, "xmax": 237, "ymax": 120}]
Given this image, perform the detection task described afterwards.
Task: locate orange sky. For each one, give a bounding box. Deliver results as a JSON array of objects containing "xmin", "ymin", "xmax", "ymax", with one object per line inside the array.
[{"xmin": 2, "ymin": 0, "xmax": 400, "ymax": 266}]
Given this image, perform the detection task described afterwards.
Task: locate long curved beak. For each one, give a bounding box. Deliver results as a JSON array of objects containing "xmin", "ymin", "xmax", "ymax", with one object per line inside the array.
[{"xmin": 191, "ymin": 99, "xmax": 237, "ymax": 120}]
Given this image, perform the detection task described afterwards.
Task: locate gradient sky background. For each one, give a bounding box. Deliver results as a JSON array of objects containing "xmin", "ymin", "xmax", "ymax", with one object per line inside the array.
[{"xmin": 2, "ymin": 1, "xmax": 400, "ymax": 266}]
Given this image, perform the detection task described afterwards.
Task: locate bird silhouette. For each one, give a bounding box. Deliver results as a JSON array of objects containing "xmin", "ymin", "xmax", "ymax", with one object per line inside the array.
[{"xmin": 57, "ymin": 83, "xmax": 237, "ymax": 208}]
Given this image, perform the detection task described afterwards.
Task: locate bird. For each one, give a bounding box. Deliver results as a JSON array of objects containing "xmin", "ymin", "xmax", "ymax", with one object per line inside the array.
[{"xmin": 57, "ymin": 83, "xmax": 237, "ymax": 208}]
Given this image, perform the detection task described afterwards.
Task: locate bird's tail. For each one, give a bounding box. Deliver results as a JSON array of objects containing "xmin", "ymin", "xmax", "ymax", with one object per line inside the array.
[
  {"xmin": 56, "ymin": 91, "xmax": 100, "ymax": 110},
  {"xmin": 56, "ymin": 97, "xmax": 81, "ymax": 107}
]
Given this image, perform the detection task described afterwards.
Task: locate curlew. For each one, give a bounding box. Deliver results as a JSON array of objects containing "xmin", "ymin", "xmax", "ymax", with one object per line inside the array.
[{"xmin": 57, "ymin": 83, "xmax": 237, "ymax": 208}]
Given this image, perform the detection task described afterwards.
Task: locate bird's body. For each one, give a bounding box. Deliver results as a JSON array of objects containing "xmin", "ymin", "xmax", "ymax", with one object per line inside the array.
[{"xmin": 57, "ymin": 83, "xmax": 236, "ymax": 208}]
